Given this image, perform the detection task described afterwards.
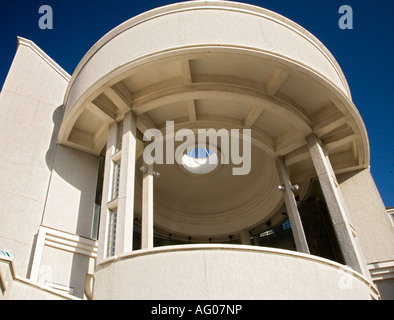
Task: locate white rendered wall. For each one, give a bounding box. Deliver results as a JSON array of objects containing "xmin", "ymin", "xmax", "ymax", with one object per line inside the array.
[
  {"xmin": 0, "ymin": 38, "xmax": 99, "ymax": 299},
  {"xmin": 0, "ymin": 39, "xmax": 70, "ymax": 277},
  {"xmin": 1, "ymin": 256, "xmax": 77, "ymax": 300},
  {"xmin": 337, "ymin": 169, "xmax": 394, "ymax": 264},
  {"xmin": 337, "ymin": 169, "xmax": 394, "ymax": 299},
  {"xmin": 42, "ymin": 145, "xmax": 98, "ymax": 238},
  {"xmin": 94, "ymin": 245, "xmax": 378, "ymax": 300}
]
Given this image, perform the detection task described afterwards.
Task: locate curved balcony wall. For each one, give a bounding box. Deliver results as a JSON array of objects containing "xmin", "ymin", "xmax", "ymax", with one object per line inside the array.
[{"xmin": 93, "ymin": 245, "xmax": 379, "ymax": 300}]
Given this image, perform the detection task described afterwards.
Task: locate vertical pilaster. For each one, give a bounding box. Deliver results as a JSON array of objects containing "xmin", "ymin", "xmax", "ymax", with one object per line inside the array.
[
  {"xmin": 307, "ymin": 134, "xmax": 370, "ymax": 278},
  {"xmin": 97, "ymin": 122, "xmax": 117, "ymax": 262},
  {"xmin": 141, "ymin": 163, "xmax": 154, "ymax": 249},
  {"xmin": 115, "ymin": 111, "xmax": 137, "ymax": 256},
  {"xmin": 240, "ymin": 229, "xmax": 251, "ymax": 245},
  {"xmin": 277, "ymin": 157, "xmax": 310, "ymax": 254},
  {"xmin": 29, "ymin": 226, "xmax": 47, "ymax": 281}
]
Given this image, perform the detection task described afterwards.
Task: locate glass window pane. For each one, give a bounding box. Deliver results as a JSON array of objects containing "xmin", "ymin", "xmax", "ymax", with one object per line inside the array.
[
  {"xmin": 111, "ymin": 160, "xmax": 120, "ymax": 200},
  {"xmin": 107, "ymin": 209, "xmax": 117, "ymax": 257},
  {"xmin": 115, "ymin": 121, "xmax": 123, "ymax": 153}
]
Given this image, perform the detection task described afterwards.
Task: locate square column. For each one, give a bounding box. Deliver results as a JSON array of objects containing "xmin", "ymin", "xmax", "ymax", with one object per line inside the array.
[
  {"xmin": 307, "ymin": 134, "xmax": 370, "ymax": 278},
  {"xmin": 115, "ymin": 111, "xmax": 137, "ymax": 256},
  {"xmin": 97, "ymin": 111, "xmax": 137, "ymax": 262},
  {"xmin": 141, "ymin": 163, "xmax": 154, "ymax": 249},
  {"xmin": 277, "ymin": 157, "xmax": 310, "ymax": 254},
  {"xmin": 240, "ymin": 229, "xmax": 251, "ymax": 245}
]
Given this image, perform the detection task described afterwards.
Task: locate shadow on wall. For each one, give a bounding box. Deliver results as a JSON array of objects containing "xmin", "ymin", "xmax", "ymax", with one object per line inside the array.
[
  {"xmin": 26, "ymin": 105, "xmax": 65, "ymax": 280},
  {"xmin": 44, "ymin": 105, "xmax": 99, "ymax": 237},
  {"xmin": 28, "ymin": 105, "xmax": 99, "ymax": 298}
]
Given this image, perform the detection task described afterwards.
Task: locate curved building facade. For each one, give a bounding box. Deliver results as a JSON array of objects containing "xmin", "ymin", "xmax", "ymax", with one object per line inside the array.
[{"xmin": 0, "ymin": 1, "xmax": 393, "ymax": 300}]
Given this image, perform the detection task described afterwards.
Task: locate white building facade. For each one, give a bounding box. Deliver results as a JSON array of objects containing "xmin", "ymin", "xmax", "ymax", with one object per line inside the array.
[{"xmin": 1, "ymin": 1, "xmax": 393, "ymax": 300}]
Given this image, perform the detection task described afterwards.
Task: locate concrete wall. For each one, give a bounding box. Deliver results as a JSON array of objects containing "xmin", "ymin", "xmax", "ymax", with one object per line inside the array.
[
  {"xmin": 0, "ymin": 38, "xmax": 69, "ymax": 277},
  {"xmin": 337, "ymin": 168, "xmax": 394, "ymax": 264},
  {"xmin": 0, "ymin": 38, "xmax": 99, "ymax": 298},
  {"xmin": 39, "ymin": 242, "xmax": 91, "ymax": 298},
  {"xmin": 338, "ymin": 168, "xmax": 394, "ymax": 300},
  {"xmin": 373, "ymin": 279, "xmax": 394, "ymax": 300},
  {"xmin": 1, "ymin": 256, "xmax": 77, "ymax": 300},
  {"xmin": 42, "ymin": 145, "xmax": 98, "ymax": 238},
  {"xmin": 94, "ymin": 245, "xmax": 379, "ymax": 300}
]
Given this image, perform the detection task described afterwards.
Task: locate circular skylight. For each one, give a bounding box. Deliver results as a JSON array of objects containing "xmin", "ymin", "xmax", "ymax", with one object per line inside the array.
[{"xmin": 182, "ymin": 148, "xmax": 219, "ymax": 175}]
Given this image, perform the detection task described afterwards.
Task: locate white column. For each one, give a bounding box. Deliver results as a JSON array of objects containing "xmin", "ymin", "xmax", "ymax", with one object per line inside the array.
[
  {"xmin": 115, "ymin": 111, "xmax": 137, "ymax": 255},
  {"xmin": 97, "ymin": 122, "xmax": 117, "ymax": 262},
  {"xmin": 240, "ymin": 229, "xmax": 251, "ymax": 245},
  {"xmin": 277, "ymin": 157, "xmax": 310, "ymax": 254},
  {"xmin": 141, "ymin": 163, "xmax": 154, "ymax": 249},
  {"xmin": 307, "ymin": 134, "xmax": 370, "ymax": 278}
]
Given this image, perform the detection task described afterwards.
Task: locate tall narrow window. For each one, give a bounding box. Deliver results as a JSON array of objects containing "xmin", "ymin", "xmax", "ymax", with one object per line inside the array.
[
  {"xmin": 91, "ymin": 155, "xmax": 105, "ymax": 240},
  {"xmin": 111, "ymin": 160, "xmax": 121, "ymax": 200},
  {"xmin": 107, "ymin": 209, "xmax": 117, "ymax": 257},
  {"xmin": 115, "ymin": 121, "xmax": 123, "ymax": 153}
]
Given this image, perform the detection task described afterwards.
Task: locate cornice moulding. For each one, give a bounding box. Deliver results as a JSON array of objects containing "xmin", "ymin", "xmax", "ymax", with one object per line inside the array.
[{"xmin": 17, "ymin": 36, "xmax": 71, "ymax": 83}]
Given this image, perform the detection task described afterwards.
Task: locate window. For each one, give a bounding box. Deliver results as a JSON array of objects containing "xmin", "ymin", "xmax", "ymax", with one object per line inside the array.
[
  {"xmin": 260, "ymin": 229, "xmax": 275, "ymax": 237},
  {"xmin": 282, "ymin": 219, "xmax": 291, "ymax": 231},
  {"xmin": 91, "ymin": 155, "xmax": 105, "ymax": 240},
  {"xmin": 111, "ymin": 160, "xmax": 121, "ymax": 200},
  {"xmin": 107, "ymin": 209, "xmax": 117, "ymax": 257},
  {"xmin": 182, "ymin": 148, "xmax": 218, "ymax": 175},
  {"xmin": 104, "ymin": 121, "xmax": 123, "ymax": 256},
  {"xmin": 115, "ymin": 121, "xmax": 123, "ymax": 153}
]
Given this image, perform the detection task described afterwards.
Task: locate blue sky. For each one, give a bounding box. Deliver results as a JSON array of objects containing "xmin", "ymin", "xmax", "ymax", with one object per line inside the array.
[{"xmin": 0, "ymin": 0, "xmax": 393, "ymax": 207}]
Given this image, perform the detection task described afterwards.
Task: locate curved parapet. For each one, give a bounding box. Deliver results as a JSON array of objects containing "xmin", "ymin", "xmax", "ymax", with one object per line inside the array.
[
  {"xmin": 58, "ymin": 0, "xmax": 369, "ymax": 175},
  {"xmin": 93, "ymin": 245, "xmax": 379, "ymax": 299},
  {"xmin": 64, "ymin": 0, "xmax": 350, "ymax": 109}
]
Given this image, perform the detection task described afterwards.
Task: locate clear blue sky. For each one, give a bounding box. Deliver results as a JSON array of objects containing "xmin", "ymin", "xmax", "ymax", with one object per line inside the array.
[{"xmin": 1, "ymin": 0, "xmax": 393, "ymax": 207}]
